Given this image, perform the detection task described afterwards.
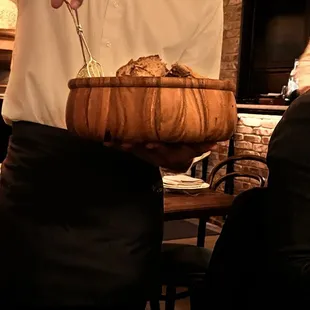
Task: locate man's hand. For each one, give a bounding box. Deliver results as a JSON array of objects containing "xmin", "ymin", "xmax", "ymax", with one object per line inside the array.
[
  {"xmin": 51, "ymin": 0, "xmax": 84, "ymax": 9},
  {"xmin": 104, "ymin": 142, "xmax": 216, "ymax": 173}
]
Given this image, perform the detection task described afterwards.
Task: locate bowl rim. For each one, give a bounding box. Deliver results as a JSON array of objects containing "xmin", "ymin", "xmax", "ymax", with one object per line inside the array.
[{"xmin": 68, "ymin": 76, "xmax": 235, "ymax": 92}]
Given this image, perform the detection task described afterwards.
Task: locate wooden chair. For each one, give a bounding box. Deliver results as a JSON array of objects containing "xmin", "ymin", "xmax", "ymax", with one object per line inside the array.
[
  {"xmin": 208, "ymin": 154, "xmax": 267, "ymax": 190},
  {"xmin": 150, "ymin": 154, "xmax": 268, "ymax": 310},
  {"xmin": 149, "ymin": 243, "xmax": 212, "ymax": 310},
  {"xmin": 196, "ymin": 154, "xmax": 268, "ymax": 246}
]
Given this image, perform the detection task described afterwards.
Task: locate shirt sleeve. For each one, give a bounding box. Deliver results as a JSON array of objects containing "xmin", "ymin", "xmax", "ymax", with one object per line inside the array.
[{"xmin": 178, "ymin": 0, "xmax": 223, "ymax": 79}]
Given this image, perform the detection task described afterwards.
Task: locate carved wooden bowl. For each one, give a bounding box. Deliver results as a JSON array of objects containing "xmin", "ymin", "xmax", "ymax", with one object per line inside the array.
[{"xmin": 66, "ymin": 77, "xmax": 237, "ymax": 143}]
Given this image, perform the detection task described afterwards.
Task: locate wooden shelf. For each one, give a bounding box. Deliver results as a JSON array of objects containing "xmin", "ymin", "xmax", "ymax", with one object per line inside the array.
[
  {"xmin": 237, "ymin": 103, "xmax": 288, "ymax": 115},
  {"xmin": 0, "ymin": 29, "xmax": 14, "ymax": 51},
  {"xmin": 0, "ymin": 38, "xmax": 13, "ymax": 50},
  {"xmin": 0, "ymin": 29, "xmax": 14, "ymax": 73}
]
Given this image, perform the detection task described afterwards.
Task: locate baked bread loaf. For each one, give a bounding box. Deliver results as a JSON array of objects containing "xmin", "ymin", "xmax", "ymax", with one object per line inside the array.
[
  {"xmin": 167, "ymin": 63, "xmax": 204, "ymax": 78},
  {"xmin": 116, "ymin": 55, "xmax": 203, "ymax": 78},
  {"xmin": 116, "ymin": 55, "xmax": 168, "ymax": 77}
]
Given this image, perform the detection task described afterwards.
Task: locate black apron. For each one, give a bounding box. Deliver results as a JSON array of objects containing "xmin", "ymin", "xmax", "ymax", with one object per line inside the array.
[{"xmin": 0, "ymin": 121, "xmax": 163, "ymax": 308}]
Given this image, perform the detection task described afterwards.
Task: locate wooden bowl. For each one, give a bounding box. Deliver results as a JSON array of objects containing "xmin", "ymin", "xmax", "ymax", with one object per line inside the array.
[{"xmin": 66, "ymin": 77, "xmax": 237, "ymax": 143}]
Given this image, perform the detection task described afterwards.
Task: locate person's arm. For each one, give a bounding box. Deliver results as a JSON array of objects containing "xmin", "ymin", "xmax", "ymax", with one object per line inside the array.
[
  {"xmin": 178, "ymin": 0, "xmax": 223, "ymax": 79},
  {"xmin": 105, "ymin": 142, "xmax": 216, "ymax": 173}
]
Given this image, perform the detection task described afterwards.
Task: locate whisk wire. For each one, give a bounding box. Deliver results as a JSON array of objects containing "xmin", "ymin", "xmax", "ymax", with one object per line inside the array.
[{"xmin": 64, "ymin": 0, "xmax": 103, "ymax": 78}]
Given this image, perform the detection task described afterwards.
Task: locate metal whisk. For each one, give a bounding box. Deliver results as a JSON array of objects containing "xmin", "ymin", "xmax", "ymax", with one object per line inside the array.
[{"xmin": 65, "ymin": 0, "xmax": 104, "ymax": 78}]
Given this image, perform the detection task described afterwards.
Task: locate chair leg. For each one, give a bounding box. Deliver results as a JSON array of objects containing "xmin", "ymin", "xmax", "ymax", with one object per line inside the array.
[
  {"xmin": 149, "ymin": 299, "xmax": 160, "ymax": 310},
  {"xmin": 165, "ymin": 285, "xmax": 176, "ymax": 310},
  {"xmin": 197, "ymin": 217, "xmax": 209, "ymax": 247},
  {"xmin": 189, "ymin": 278, "xmax": 207, "ymax": 310}
]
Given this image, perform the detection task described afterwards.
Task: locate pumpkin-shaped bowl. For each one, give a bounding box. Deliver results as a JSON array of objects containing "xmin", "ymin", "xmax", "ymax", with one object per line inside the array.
[{"xmin": 66, "ymin": 76, "xmax": 237, "ymax": 143}]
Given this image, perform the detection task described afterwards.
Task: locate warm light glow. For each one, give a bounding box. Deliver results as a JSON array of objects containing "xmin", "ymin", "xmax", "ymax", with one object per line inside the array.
[{"xmin": 0, "ymin": 0, "xmax": 17, "ymax": 29}]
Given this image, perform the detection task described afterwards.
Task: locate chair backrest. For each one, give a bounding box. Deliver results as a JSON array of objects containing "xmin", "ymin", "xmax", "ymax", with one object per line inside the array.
[{"xmin": 208, "ymin": 155, "xmax": 268, "ymax": 193}]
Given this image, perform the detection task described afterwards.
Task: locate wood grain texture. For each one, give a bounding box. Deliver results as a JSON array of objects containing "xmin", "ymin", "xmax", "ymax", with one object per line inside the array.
[
  {"xmin": 66, "ymin": 76, "xmax": 237, "ymax": 143},
  {"xmin": 68, "ymin": 76, "xmax": 235, "ymax": 91}
]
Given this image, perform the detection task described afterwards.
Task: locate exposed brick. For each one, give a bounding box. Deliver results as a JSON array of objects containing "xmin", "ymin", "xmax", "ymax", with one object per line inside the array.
[
  {"xmin": 221, "ymin": 54, "xmax": 239, "ymax": 62},
  {"xmin": 222, "ymin": 38, "xmax": 240, "ymax": 54},
  {"xmin": 234, "ymin": 164, "xmax": 243, "ymax": 171},
  {"xmin": 208, "ymin": 158, "xmax": 217, "ymax": 166},
  {"xmin": 224, "ymin": 4, "xmax": 242, "ymax": 15},
  {"xmin": 242, "ymin": 182, "xmax": 251, "ymax": 190},
  {"xmin": 241, "ymin": 118, "xmax": 262, "ymax": 127},
  {"xmin": 218, "ymin": 141, "xmax": 229, "ymax": 147},
  {"xmin": 220, "ymin": 70, "xmax": 237, "ymax": 80},
  {"xmin": 219, "ymin": 154, "xmax": 227, "ymax": 161},
  {"xmin": 250, "ymin": 178, "xmax": 260, "ymax": 185},
  {"xmin": 236, "ymin": 125, "xmax": 253, "ymax": 134},
  {"xmin": 234, "ymin": 181, "xmax": 243, "ymax": 191},
  {"xmin": 253, "ymin": 127, "xmax": 274, "ymax": 136},
  {"xmin": 240, "ymin": 160, "xmax": 256, "ymax": 167},
  {"xmin": 235, "ymin": 141, "xmax": 252, "ymax": 149},
  {"xmin": 262, "ymin": 136, "xmax": 270, "ymax": 145},
  {"xmin": 209, "ymin": 152, "xmax": 219, "ymax": 160},
  {"xmin": 219, "ymin": 145, "xmax": 228, "ymax": 154},
  {"xmin": 221, "ymin": 61, "xmax": 238, "ymax": 70},
  {"xmin": 253, "ymin": 144, "xmax": 268, "ymax": 153},
  {"xmin": 261, "ymin": 120, "xmax": 277, "ymax": 129},
  {"xmin": 256, "ymin": 161, "xmax": 268, "ymax": 169},
  {"xmin": 262, "ymin": 170, "xmax": 269, "ymax": 179},
  {"xmin": 235, "ymin": 149, "xmax": 260, "ymax": 156},
  {"xmin": 244, "ymin": 134, "xmax": 261, "ymax": 143},
  {"xmin": 223, "ymin": 20, "xmax": 241, "ymax": 31},
  {"xmin": 211, "ymin": 145, "xmax": 219, "ymax": 153},
  {"xmin": 221, "ymin": 0, "xmax": 241, "ymax": 85},
  {"xmin": 248, "ymin": 167, "xmax": 261, "ymax": 175},
  {"xmin": 224, "ymin": 29, "xmax": 240, "ymax": 39},
  {"xmin": 234, "ymin": 133, "xmax": 244, "ymax": 141}
]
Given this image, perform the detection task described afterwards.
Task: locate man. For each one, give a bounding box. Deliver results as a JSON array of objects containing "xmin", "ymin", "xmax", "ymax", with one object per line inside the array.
[
  {"xmin": 263, "ymin": 43, "xmax": 310, "ymax": 306},
  {"xmin": 208, "ymin": 43, "xmax": 310, "ymax": 308},
  {"xmin": 0, "ymin": 0, "xmax": 223, "ymax": 308}
]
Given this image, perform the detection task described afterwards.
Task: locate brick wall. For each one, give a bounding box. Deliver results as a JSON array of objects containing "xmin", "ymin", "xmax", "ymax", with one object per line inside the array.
[
  {"xmin": 220, "ymin": 0, "xmax": 242, "ymax": 86},
  {"xmin": 193, "ymin": 0, "xmax": 283, "ymax": 193},
  {"xmin": 207, "ymin": 114, "xmax": 281, "ymax": 192}
]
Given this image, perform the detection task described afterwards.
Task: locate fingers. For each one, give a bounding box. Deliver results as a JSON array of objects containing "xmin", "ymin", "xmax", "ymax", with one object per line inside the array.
[
  {"xmin": 51, "ymin": 0, "xmax": 64, "ymax": 8},
  {"xmin": 187, "ymin": 142, "xmax": 216, "ymax": 157},
  {"xmin": 51, "ymin": 0, "xmax": 83, "ymax": 9},
  {"xmin": 103, "ymin": 141, "xmax": 133, "ymax": 151},
  {"xmin": 145, "ymin": 143, "xmax": 161, "ymax": 150},
  {"xmin": 70, "ymin": 0, "xmax": 84, "ymax": 9}
]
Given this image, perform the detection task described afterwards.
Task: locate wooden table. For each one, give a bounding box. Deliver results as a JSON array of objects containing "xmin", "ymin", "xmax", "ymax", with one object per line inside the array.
[{"xmin": 164, "ymin": 189, "xmax": 234, "ymax": 246}]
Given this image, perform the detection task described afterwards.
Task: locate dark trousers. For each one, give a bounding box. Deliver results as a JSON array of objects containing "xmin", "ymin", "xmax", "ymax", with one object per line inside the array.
[
  {"xmin": 0, "ymin": 121, "xmax": 163, "ymax": 308},
  {"xmin": 206, "ymin": 187, "xmax": 269, "ymax": 309}
]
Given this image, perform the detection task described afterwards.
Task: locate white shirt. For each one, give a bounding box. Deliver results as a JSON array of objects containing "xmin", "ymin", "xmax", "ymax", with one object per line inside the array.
[{"xmin": 4, "ymin": 0, "xmax": 223, "ymax": 129}]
